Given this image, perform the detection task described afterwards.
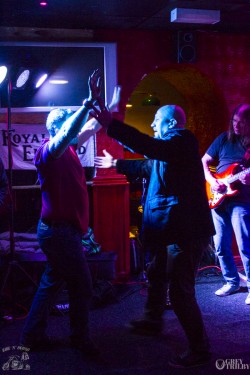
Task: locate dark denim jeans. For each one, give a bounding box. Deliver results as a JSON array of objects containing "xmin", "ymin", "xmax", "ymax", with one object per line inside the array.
[
  {"xmin": 145, "ymin": 238, "xmax": 210, "ymax": 353},
  {"xmin": 212, "ymin": 201, "xmax": 250, "ymax": 291},
  {"xmin": 21, "ymin": 220, "xmax": 93, "ymax": 344}
]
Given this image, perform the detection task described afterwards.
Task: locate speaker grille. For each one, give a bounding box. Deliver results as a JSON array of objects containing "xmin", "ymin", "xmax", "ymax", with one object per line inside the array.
[{"xmin": 177, "ymin": 31, "xmax": 196, "ymax": 63}]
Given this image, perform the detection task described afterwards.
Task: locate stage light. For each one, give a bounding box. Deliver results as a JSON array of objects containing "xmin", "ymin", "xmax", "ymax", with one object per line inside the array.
[
  {"xmin": 14, "ymin": 69, "xmax": 48, "ymax": 89},
  {"xmin": 35, "ymin": 73, "xmax": 48, "ymax": 88},
  {"xmin": 0, "ymin": 66, "xmax": 49, "ymax": 109},
  {"xmin": 0, "ymin": 66, "xmax": 8, "ymax": 85},
  {"xmin": 49, "ymin": 79, "xmax": 69, "ymax": 85},
  {"xmin": 15, "ymin": 68, "xmax": 30, "ymax": 89}
]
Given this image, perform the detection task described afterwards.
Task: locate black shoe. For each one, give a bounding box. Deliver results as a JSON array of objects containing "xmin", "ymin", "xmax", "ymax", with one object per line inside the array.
[
  {"xmin": 128, "ymin": 318, "xmax": 163, "ymax": 335},
  {"xmin": 20, "ymin": 335, "xmax": 64, "ymax": 351},
  {"xmin": 168, "ymin": 350, "xmax": 211, "ymax": 368}
]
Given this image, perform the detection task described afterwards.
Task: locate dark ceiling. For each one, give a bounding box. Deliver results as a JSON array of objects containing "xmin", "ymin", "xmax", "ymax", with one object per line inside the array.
[{"xmin": 1, "ymin": 0, "xmax": 250, "ymax": 33}]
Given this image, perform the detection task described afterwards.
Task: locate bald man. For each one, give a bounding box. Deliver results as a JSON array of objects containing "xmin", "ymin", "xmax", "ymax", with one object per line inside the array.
[{"xmin": 93, "ymin": 104, "xmax": 215, "ymax": 368}]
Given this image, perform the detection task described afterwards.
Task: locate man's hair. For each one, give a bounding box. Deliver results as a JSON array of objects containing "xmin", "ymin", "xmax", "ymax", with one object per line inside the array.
[
  {"xmin": 46, "ymin": 108, "xmax": 74, "ymax": 137},
  {"xmin": 228, "ymin": 103, "xmax": 250, "ymax": 142}
]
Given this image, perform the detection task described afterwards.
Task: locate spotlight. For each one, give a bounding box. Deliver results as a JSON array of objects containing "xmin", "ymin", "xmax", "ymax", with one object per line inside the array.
[
  {"xmin": 49, "ymin": 79, "xmax": 69, "ymax": 85},
  {"xmin": 0, "ymin": 66, "xmax": 8, "ymax": 85},
  {"xmin": 15, "ymin": 68, "xmax": 30, "ymax": 89},
  {"xmin": 35, "ymin": 73, "xmax": 48, "ymax": 88}
]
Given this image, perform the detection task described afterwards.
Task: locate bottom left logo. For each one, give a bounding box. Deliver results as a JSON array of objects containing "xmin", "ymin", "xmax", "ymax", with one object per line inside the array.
[{"xmin": 1, "ymin": 346, "xmax": 30, "ymax": 371}]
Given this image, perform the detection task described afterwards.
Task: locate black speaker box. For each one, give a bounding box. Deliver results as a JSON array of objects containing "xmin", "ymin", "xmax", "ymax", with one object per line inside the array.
[{"xmin": 177, "ymin": 31, "xmax": 196, "ymax": 63}]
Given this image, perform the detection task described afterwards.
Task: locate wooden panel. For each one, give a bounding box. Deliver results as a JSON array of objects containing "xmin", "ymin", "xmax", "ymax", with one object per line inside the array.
[{"xmin": 92, "ymin": 174, "xmax": 130, "ymax": 279}]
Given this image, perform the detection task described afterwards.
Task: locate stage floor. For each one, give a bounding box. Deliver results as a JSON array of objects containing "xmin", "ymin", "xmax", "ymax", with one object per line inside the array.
[{"xmin": 0, "ymin": 273, "xmax": 249, "ymax": 374}]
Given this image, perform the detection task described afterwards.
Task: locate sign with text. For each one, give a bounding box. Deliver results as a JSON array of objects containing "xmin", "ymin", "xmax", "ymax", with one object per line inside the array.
[{"xmin": 0, "ymin": 123, "xmax": 95, "ymax": 170}]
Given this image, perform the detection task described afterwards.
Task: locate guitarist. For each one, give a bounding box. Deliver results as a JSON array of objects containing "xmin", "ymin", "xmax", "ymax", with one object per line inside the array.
[{"xmin": 202, "ymin": 104, "xmax": 250, "ymax": 305}]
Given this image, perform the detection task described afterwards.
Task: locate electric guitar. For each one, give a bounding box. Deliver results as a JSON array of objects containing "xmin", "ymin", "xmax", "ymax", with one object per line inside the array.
[{"xmin": 206, "ymin": 163, "xmax": 250, "ymax": 209}]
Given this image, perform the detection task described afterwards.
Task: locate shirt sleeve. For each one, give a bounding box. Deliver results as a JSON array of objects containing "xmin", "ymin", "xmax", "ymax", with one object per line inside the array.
[
  {"xmin": 206, "ymin": 132, "xmax": 227, "ymax": 161},
  {"xmin": 107, "ymin": 119, "xmax": 197, "ymax": 163},
  {"xmin": 116, "ymin": 159, "xmax": 153, "ymax": 179}
]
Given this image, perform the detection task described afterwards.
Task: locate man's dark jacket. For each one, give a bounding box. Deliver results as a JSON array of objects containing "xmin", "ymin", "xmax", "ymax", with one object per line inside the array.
[{"xmin": 107, "ymin": 119, "xmax": 215, "ymax": 247}]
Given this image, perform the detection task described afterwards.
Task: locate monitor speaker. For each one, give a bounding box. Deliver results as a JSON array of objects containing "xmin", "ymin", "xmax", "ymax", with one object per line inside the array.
[{"xmin": 177, "ymin": 31, "xmax": 196, "ymax": 63}]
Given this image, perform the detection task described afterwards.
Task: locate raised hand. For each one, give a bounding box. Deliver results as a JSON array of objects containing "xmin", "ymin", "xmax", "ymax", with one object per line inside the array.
[
  {"xmin": 88, "ymin": 69, "xmax": 102, "ymax": 103},
  {"xmin": 91, "ymin": 96, "xmax": 113, "ymax": 128},
  {"xmin": 108, "ymin": 85, "xmax": 122, "ymax": 111},
  {"xmin": 90, "ymin": 84, "xmax": 121, "ymax": 127},
  {"xmin": 94, "ymin": 149, "xmax": 114, "ymax": 168}
]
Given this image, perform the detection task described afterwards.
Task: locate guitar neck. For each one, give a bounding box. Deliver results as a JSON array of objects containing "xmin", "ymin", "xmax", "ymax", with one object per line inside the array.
[{"xmin": 227, "ymin": 167, "xmax": 250, "ymax": 183}]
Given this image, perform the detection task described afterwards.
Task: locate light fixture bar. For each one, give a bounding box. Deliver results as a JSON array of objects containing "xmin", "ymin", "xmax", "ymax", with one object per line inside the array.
[{"xmin": 171, "ymin": 8, "xmax": 220, "ymax": 24}]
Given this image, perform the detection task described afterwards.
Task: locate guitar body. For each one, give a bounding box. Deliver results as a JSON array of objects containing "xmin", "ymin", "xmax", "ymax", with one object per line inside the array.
[{"xmin": 206, "ymin": 163, "xmax": 240, "ymax": 209}]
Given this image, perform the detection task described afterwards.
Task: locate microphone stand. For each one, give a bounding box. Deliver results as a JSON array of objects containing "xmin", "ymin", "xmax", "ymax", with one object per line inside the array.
[{"xmin": 0, "ymin": 76, "xmax": 37, "ymax": 318}]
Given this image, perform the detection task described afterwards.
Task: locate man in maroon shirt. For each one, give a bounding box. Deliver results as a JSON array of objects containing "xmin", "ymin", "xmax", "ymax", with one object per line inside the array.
[{"xmin": 20, "ymin": 70, "xmax": 103, "ymax": 356}]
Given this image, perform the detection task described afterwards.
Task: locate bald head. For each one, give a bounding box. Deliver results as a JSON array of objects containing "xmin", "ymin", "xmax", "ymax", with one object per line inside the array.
[
  {"xmin": 151, "ymin": 105, "xmax": 186, "ymax": 138},
  {"xmin": 160, "ymin": 105, "xmax": 186, "ymax": 128},
  {"xmin": 46, "ymin": 108, "xmax": 74, "ymax": 137}
]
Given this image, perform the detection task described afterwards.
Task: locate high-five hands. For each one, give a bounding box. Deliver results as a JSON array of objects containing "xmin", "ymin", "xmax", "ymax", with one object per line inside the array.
[
  {"xmin": 85, "ymin": 68, "xmax": 121, "ymax": 128},
  {"xmin": 90, "ymin": 85, "xmax": 122, "ymax": 128},
  {"xmin": 78, "ymin": 82, "xmax": 121, "ymax": 148},
  {"xmin": 94, "ymin": 149, "xmax": 114, "ymax": 168},
  {"xmin": 90, "ymin": 97, "xmax": 112, "ymax": 128}
]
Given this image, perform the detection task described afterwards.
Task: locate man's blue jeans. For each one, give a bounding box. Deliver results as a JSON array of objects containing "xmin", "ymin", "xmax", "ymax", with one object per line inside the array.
[
  {"xmin": 212, "ymin": 201, "xmax": 250, "ymax": 291},
  {"xmin": 21, "ymin": 220, "xmax": 93, "ymax": 344}
]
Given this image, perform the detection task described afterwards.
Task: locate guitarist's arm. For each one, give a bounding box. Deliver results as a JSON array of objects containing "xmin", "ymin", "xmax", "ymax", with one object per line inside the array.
[{"xmin": 202, "ymin": 153, "xmax": 226, "ymax": 193}]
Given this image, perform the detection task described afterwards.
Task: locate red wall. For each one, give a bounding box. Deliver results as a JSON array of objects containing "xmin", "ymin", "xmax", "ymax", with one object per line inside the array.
[
  {"xmin": 94, "ymin": 29, "xmax": 250, "ymax": 136},
  {"xmin": 2, "ymin": 29, "xmax": 249, "ymax": 266},
  {"xmin": 93, "ymin": 29, "xmax": 250, "ymax": 260}
]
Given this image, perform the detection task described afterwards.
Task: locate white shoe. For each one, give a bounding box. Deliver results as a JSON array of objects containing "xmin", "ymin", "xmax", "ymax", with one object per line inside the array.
[
  {"xmin": 245, "ymin": 293, "xmax": 250, "ymax": 305},
  {"xmin": 215, "ymin": 283, "xmax": 240, "ymax": 296}
]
